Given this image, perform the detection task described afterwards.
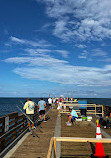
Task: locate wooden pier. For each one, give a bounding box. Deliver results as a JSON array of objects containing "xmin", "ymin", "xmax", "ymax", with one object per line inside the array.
[
  {"xmin": 0, "ymin": 105, "xmax": 111, "ymax": 158},
  {"xmin": 4, "ymin": 109, "xmax": 58, "ymax": 158},
  {"xmin": 0, "ymin": 112, "xmax": 27, "ymax": 153},
  {"xmin": 47, "ymin": 112, "xmax": 111, "ymax": 158},
  {"xmin": 61, "ymin": 114, "xmax": 111, "ymax": 158}
]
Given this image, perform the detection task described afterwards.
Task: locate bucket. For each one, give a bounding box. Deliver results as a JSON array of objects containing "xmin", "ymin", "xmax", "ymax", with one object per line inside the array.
[
  {"xmin": 82, "ymin": 117, "xmax": 87, "ymax": 121},
  {"xmin": 76, "ymin": 117, "xmax": 82, "ymax": 121},
  {"xmin": 87, "ymin": 116, "xmax": 92, "ymax": 121},
  {"xmin": 80, "ymin": 109, "xmax": 86, "ymax": 116}
]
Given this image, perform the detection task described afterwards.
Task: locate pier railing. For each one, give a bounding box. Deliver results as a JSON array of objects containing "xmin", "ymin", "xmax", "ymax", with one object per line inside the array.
[
  {"xmin": 0, "ymin": 112, "xmax": 27, "ymax": 152},
  {"xmin": 60, "ymin": 103, "xmax": 104, "ymax": 117},
  {"xmin": 0, "ymin": 105, "xmax": 49, "ymax": 154},
  {"xmin": 47, "ymin": 137, "xmax": 111, "ymax": 158}
]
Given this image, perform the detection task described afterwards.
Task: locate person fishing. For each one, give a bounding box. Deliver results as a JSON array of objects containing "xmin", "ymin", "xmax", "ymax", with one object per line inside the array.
[
  {"xmin": 66, "ymin": 107, "xmax": 78, "ymax": 126},
  {"xmin": 23, "ymin": 98, "xmax": 35, "ymax": 130}
]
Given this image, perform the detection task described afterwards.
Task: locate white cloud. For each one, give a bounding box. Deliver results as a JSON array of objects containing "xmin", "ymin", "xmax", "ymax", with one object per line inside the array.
[
  {"xmin": 78, "ymin": 50, "xmax": 88, "ymax": 59},
  {"xmin": 4, "ymin": 53, "xmax": 111, "ymax": 86},
  {"xmin": 76, "ymin": 44, "xmax": 87, "ymax": 48},
  {"xmin": 12, "ymin": 64, "xmax": 111, "ymax": 86},
  {"xmin": 78, "ymin": 48, "xmax": 111, "ymax": 62},
  {"xmin": 8, "ymin": 36, "xmax": 69, "ymax": 58},
  {"xmin": 92, "ymin": 49, "xmax": 107, "ymax": 57},
  {"xmin": 9, "ymin": 36, "xmax": 51, "ymax": 47},
  {"xmin": 103, "ymin": 58, "xmax": 111, "ymax": 62},
  {"xmin": 55, "ymin": 50, "xmax": 69, "ymax": 58},
  {"xmin": 36, "ymin": 0, "xmax": 111, "ymax": 42},
  {"xmin": 10, "ymin": 36, "xmax": 25, "ymax": 44},
  {"xmin": 78, "ymin": 55, "xmax": 87, "ymax": 59},
  {"xmin": 4, "ymin": 56, "xmax": 68, "ymax": 66},
  {"xmin": 25, "ymin": 48, "xmax": 69, "ymax": 58}
]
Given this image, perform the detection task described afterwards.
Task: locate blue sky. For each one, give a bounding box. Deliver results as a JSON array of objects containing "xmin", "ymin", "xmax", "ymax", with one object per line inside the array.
[{"xmin": 1, "ymin": 0, "xmax": 111, "ymax": 97}]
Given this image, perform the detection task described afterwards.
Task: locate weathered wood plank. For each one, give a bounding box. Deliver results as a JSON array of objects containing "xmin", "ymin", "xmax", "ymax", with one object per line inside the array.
[
  {"xmin": 10, "ymin": 109, "xmax": 58, "ymax": 158},
  {"xmin": 47, "ymin": 137, "xmax": 54, "ymax": 158},
  {"xmin": 56, "ymin": 137, "xmax": 111, "ymax": 143},
  {"xmin": 61, "ymin": 113, "xmax": 111, "ymax": 157}
]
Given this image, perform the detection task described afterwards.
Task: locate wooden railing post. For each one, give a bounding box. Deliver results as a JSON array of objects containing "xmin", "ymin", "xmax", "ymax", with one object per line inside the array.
[
  {"xmin": 54, "ymin": 137, "xmax": 56, "ymax": 158},
  {"xmin": 102, "ymin": 105, "xmax": 104, "ymax": 117},
  {"xmin": 14, "ymin": 114, "xmax": 18, "ymax": 139},
  {"xmin": 95, "ymin": 104, "xmax": 96, "ymax": 116},
  {"xmin": 47, "ymin": 137, "xmax": 54, "ymax": 158},
  {"xmin": 0, "ymin": 116, "xmax": 5, "ymax": 152}
]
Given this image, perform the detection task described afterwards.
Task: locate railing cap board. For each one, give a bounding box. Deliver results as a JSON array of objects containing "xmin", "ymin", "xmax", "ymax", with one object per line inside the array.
[
  {"xmin": 54, "ymin": 137, "xmax": 111, "ymax": 143},
  {"xmin": 18, "ymin": 114, "xmax": 25, "ymax": 119},
  {"xmin": 62, "ymin": 101, "xmax": 78, "ymax": 102},
  {"xmin": 0, "ymin": 112, "xmax": 18, "ymax": 123},
  {"xmin": 62, "ymin": 104, "xmax": 103, "ymax": 108},
  {"xmin": 8, "ymin": 112, "xmax": 18, "ymax": 119},
  {"xmin": 47, "ymin": 136, "xmax": 111, "ymax": 158},
  {"xmin": 1, "ymin": 112, "xmax": 18, "ymax": 118}
]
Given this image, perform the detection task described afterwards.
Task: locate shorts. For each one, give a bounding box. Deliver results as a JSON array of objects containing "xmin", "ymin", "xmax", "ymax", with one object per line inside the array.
[
  {"xmin": 39, "ymin": 110, "xmax": 45, "ymax": 115},
  {"xmin": 27, "ymin": 114, "xmax": 34, "ymax": 124},
  {"xmin": 72, "ymin": 116, "xmax": 76, "ymax": 121},
  {"xmin": 49, "ymin": 104, "xmax": 52, "ymax": 106}
]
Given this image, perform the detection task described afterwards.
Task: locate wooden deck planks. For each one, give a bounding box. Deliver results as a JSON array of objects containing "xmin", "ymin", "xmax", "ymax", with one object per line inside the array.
[
  {"xmin": 61, "ymin": 114, "xmax": 111, "ymax": 158},
  {"xmin": 10, "ymin": 109, "xmax": 58, "ymax": 158}
]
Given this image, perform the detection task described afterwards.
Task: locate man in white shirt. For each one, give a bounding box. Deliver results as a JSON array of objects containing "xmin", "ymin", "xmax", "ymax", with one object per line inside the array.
[{"xmin": 48, "ymin": 97, "xmax": 52, "ymax": 109}]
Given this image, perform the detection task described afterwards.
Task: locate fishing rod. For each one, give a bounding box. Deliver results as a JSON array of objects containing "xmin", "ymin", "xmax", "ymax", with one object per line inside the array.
[
  {"xmin": 20, "ymin": 100, "xmax": 40, "ymax": 123},
  {"xmin": 16, "ymin": 105, "xmax": 34, "ymax": 124},
  {"xmin": 16, "ymin": 105, "xmax": 40, "ymax": 137},
  {"xmin": 20, "ymin": 101, "xmax": 43, "ymax": 131},
  {"xmin": 17, "ymin": 104, "xmax": 43, "ymax": 134}
]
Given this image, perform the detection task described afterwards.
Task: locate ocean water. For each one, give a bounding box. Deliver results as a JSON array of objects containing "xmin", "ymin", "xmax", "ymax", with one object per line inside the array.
[
  {"xmin": 0, "ymin": 97, "xmax": 111, "ymax": 117},
  {"xmin": 0, "ymin": 98, "xmax": 48, "ymax": 117}
]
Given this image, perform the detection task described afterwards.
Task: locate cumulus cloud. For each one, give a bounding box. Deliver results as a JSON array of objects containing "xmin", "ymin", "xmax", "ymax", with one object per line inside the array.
[{"xmin": 36, "ymin": 0, "xmax": 111, "ymax": 42}]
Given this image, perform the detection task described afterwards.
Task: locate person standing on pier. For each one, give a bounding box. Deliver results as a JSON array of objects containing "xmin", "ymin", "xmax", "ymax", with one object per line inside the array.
[
  {"xmin": 48, "ymin": 97, "xmax": 52, "ymax": 109},
  {"xmin": 23, "ymin": 98, "xmax": 35, "ymax": 130},
  {"xmin": 38, "ymin": 98, "xmax": 47, "ymax": 122}
]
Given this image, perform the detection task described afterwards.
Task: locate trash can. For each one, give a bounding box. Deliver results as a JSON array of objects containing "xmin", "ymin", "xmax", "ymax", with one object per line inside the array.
[
  {"xmin": 80, "ymin": 109, "xmax": 86, "ymax": 116},
  {"xmin": 78, "ymin": 100, "xmax": 87, "ymax": 116}
]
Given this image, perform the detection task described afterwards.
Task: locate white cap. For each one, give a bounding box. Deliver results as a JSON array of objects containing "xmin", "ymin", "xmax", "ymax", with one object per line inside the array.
[{"xmin": 69, "ymin": 106, "xmax": 73, "ymax": 109}]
